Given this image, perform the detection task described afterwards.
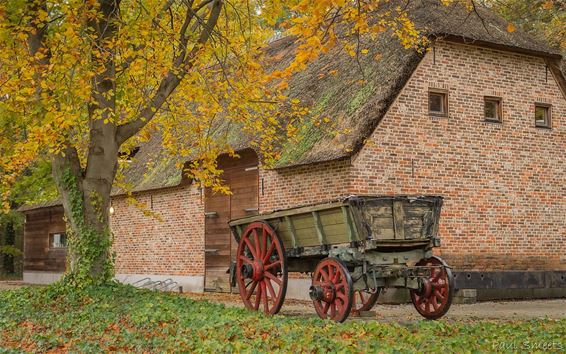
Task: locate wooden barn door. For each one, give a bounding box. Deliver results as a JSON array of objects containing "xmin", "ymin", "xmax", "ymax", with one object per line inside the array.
[{"xmin": 204, "ymin": 150, "xmax": 259, "ymax": 292}]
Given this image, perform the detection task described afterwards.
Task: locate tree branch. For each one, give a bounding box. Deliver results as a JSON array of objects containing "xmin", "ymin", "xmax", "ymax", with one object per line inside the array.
[{"xmin": 116, "ymin": 0, "xmax": 223, "ymax": 145}]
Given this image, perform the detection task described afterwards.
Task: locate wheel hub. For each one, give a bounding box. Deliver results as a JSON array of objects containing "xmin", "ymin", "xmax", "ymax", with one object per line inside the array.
[{"xmin": 309, "ymin": 283, "xmax": 335, "ymax": 302}]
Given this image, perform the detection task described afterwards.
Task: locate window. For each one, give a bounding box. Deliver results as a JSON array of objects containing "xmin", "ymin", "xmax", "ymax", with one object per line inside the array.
[
  {"xmin": 535, "ymin": 104, "xmax": 551, "ymax": 128},
  {"xmin": 428, "ymin": 90, "xmax": 448, "ymax": 117},
  {"xmin": 50, "ymin": 233, "xmax": 67, "ymax": 249},
  {"xmin": 484, "ymin": 97, "xmax": 502, "ymax": 122}
]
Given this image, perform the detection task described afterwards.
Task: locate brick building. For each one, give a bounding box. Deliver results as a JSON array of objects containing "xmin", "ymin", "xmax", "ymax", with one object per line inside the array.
[{"xmin": 20, "ymin": 1, "xmax": 566, "ymax": 301}]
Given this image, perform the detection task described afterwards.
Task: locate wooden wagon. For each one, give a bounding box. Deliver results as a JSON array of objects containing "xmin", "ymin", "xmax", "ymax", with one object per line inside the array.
[{"xmin": 228, "ymin": 195, "xmax": 454, "ymax": 322}]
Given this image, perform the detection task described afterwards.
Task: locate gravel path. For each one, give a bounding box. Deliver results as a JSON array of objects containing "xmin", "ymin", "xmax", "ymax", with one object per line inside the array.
[{"xmin": 183, "ymin": 292, "xmax": 566, "ymax": 322}]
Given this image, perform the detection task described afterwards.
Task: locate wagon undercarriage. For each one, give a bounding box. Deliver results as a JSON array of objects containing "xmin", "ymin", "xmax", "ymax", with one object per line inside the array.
[{"xmin": 229, "ymin": 196, "xmax": 454, "ymax": 322}]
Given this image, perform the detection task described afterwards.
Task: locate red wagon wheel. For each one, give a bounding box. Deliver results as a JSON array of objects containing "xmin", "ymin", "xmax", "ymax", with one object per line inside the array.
[
  {"xmin": 309, "ymin": 258, "xmax": 353, "ymax": 323},
  {"xmin": 235, "ymin": 222, "xmax": 287, "ymax": 315},
  {"xmin": 352, "ymin": 288, "xmax": 380, "ymax": 314},
  {"xmin": 410, "ymin": 256, "xmax": 454, "ymax": 320}
]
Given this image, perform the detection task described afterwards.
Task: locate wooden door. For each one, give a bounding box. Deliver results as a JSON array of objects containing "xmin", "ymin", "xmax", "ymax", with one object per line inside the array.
[{"xmin": 204, "ymin": 150, "xmax": 259, "ymax": 292}]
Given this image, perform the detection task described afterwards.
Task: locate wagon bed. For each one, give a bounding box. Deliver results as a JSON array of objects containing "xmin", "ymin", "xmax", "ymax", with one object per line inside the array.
[{"xmin": 229, "ymin": 196, "xmax": 443, "ymax": 257}]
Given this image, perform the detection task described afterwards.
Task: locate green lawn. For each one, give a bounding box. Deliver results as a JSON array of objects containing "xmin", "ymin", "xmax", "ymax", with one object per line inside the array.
[{"xmin": 0, "ymin": 284, "xmax": 564, "ymax": 353}]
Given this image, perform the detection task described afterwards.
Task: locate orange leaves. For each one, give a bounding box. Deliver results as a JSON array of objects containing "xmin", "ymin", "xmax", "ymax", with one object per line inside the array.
[{"xmin": 507, "ymin": 23, "xmax": 516, "ymax": 33}]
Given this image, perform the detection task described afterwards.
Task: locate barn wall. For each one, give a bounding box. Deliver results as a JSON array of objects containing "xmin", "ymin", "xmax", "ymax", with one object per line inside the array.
[
  {"xmin": 111, "ymin": 184, "xmax": 205, "ymax": 291},
  {"xmin": 259, "ymin": 158, "xmax": 351, "ymax": 213},
  {"xmin": 351, "ymin": 40, "xmax": 566, "ymax": 271},
  {"xmin": 22, "ymin": 206, "xmax": 66, "ymax": 283}
]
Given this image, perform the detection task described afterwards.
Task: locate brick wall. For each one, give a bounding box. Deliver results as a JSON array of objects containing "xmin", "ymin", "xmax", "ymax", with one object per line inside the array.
[
  {"xmin": 259, "ymin": 158, "xmax": 351, "ymax": 213},
  {"xmin": 111, "ymin": 184, "xmax": 205, "ymax": 276},
  {"xmin": 350, "ymin": 40, "xmax": 566, "ymax": 271}
]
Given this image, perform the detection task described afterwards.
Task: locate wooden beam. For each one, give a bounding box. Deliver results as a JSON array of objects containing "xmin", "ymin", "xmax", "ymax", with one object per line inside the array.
[
  {"xmin": 228, "ymin": 201, "xmax": 348, "ymax": 228},
  {"xmin": 392, "ymin": 201, "xmax": 405, "ymax": 240},
  {"xmin": 312, "ymin": 211, "xmax": 328, "ymax": 246},
  {"xmin": 341, "ymin": 206, "xmax": 357, "ymax": 242},
  {"xmin": 284, "ymin": 216, "xmax": 298, "ymax": 248}
]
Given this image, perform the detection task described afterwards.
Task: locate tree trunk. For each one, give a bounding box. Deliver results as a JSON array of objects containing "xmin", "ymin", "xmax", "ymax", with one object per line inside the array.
[{"xmin": 52, "ymin": 146, "xmax": 117, "ymax": 285}]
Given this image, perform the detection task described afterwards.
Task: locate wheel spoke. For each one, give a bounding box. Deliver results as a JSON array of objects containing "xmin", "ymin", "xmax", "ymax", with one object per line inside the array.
[
  {"xmin": 244, "ymin": 237, "xmax": 259, "ymax": 260},
  {"xmin": 265, "ymin": 278, "xmax": 277, "ymax": 301},
  {"xmin": 261, "ymin": 228, "xmax": 268, "ymax": 259},
  {"xmin": 263, "ymin": 240, "xmax": 276, "ymax": 263},
  {"xmin": 328, "ymin": 265, "xmax": 334, "ymax": 283},
  {"xmin": 332, "ymin": 270, "xmax": 340, "ymax": 284},
  {"xmin": 434, "ymin": 289, "xmax": 445, "ymax": 301},
  {"xmin": 330, "ymin": 302, "xmax": 336, "ymax": 318},
  {"xmin": 322, "ymin": 301, "xmax": 330, "ymax": 315},
  {"xmin": 265, "ymin": 272, "xmax": 282, "ymax": 286},
  {"xmin": 254, "ymin": 284, "xmax": 262, "ymax": 310},
  {"xmin": 335, "ymin": 298, "xmax": 343, "ymax": 315},
  {"xmin": 265, "ymin": 260, "xmax": 281, "ymax": 271},
  {"xmin": 336, "ymin": 292, "xmax": 348, "ymax": 304},
  {"xmin": 239, "ymin": 255, "xmax": 254, "ymax": 265},
  {"xmin": 431, "ymin": 298, "xmax": 440, "ymax": 310},
  {"xmin": 253, "ymin": 230, "xmax": 261, "ymax": 259},
  {"xmin": 319, "ymin": 268, "xmax": 329, "ymax": 282},
  {"xmin": 261, "ymin": 281, "xmax": 269, "ymax": 313},
  {"xmin": 246, "ymin": 280, "xmax": 258, "ymax": 300}
]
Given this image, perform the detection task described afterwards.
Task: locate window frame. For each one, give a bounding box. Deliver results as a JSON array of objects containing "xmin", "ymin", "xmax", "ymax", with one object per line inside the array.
[
  {"xmin": 49, "ymin": 232, "xmax": 68, "ymax": 250},
  {"xmin": 534, "ymin": 103, "xmax": 552, "ymax": 128},
  {"xmin": 428, "ymin": 89, "xmax": 449, "ymax": 117},
  {"xmin": 483, "ymin": 96, "xmax": 503, "ymax": 123}
]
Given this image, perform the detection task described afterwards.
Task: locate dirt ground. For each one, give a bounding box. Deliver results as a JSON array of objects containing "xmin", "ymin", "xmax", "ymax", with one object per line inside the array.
[
  {"xmin": 0, "ymin": 281, "xmax": 26, "ymax": 290},
  {"xmin": 182, "ymin": 291, "xmax": 566, "ymax": 323}
]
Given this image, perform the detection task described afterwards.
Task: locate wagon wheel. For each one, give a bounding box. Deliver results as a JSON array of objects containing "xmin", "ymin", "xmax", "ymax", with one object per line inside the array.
[
  {"xmin": 410, "ymin": 256, "xmax": 454, "ymax": 320},
  {"xmin": 236, "ymin": 221, "xmax": 287, "ymax": 315},
  {"xmin": 310, "ymin": 258, "xmax": 353, "ymax": 323},
  {"xmin": 352, "ymin": 288, "xmax": 380, "ymax": 314}
]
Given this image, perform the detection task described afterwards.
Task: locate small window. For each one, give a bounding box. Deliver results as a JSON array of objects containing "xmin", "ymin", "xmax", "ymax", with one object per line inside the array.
[
  {"xmin": 429, "ymin": 90, "xmax": 448, "ymax": 117},
  {"xmin": 484, "ymin": 97, "xmax": 502, "ymax": 122},
  {"xmin": 534, "ymin": 104, "xmax": 551, "ymax": 128},
  {"xmin": 50, "ymin": 233, "xmax": 67, "ymax": 249}
]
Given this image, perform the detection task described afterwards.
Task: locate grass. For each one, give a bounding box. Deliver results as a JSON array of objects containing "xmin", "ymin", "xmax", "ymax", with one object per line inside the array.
[{"xmin": 0, "ymin": 284, "xmax": 564, "ymax": 353}]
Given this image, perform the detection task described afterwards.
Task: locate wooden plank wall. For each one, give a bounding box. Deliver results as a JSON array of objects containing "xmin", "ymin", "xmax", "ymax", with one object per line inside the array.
[
  {"xmin": 23, "ymin": 206, "xmax": 67, "ymax": 272},
  {"xmin": 204, "ymin": 149, "xmax": 259, "ymax": 292}
]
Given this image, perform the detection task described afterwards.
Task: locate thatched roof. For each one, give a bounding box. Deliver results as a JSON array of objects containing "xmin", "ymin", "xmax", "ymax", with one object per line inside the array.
[
  {"xmin": 20, "ymin": 0, "xmax": 564, "ymax": 212},
  {"xmin": 272, "ymin": 0, "xmax": 561, "ymax": 167}
]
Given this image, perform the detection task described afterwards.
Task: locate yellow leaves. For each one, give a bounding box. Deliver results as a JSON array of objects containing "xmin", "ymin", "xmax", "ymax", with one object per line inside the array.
[{"xmin": 542, "ymin": 1, "xmax": 554, "ymax": 10}]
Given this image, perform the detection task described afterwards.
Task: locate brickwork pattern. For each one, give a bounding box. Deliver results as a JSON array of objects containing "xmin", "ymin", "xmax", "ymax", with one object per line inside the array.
[
  {"xmin": 350, "ymin": 41, "xmax": 566, "ymax": 270},
  {"xmin": 111, "ymin": 185, "xmax": 205, "ymax": 276},
  {"xmin": 259, "ymin": 158, "xmax": 352, "ymax": 213}
]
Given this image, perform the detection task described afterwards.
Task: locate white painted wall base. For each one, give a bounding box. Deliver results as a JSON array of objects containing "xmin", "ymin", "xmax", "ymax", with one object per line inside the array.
[
  {"xmin": 23, "ymin": 271, "xmax": 63, "ymax": 285},
  {"xmin": 115, "ymin": 273, "xmax": 205, "ymax": 293},
  {"xmin": 286, "ymin": 278, "xmax": 311, "ymax": 300}
]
